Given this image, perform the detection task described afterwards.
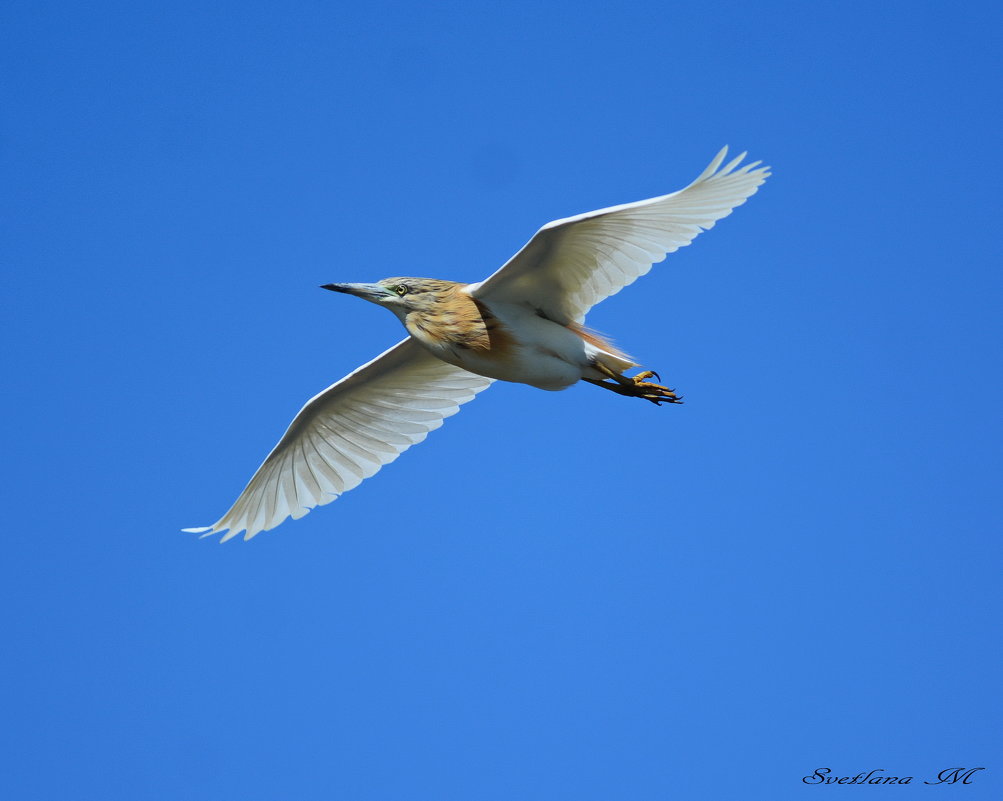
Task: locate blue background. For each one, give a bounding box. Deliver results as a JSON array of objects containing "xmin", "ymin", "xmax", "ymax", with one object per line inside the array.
[{"xmin": 3, "ymin": 1, "xmax": 1001, "ymax": 798}]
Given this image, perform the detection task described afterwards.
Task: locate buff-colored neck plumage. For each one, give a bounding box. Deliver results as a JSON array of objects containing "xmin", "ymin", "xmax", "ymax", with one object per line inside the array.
[{"xmin": 382, "ymin": 279, "xmax": 512, "ymax": 354}]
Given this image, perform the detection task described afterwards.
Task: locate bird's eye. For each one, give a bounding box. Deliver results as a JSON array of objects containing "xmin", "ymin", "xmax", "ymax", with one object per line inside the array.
[{"xmin": 394, "ymin": 284, "xmax": 409, "ymax": 296}]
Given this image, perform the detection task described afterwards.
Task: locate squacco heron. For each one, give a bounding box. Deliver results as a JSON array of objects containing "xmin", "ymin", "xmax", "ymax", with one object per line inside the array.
[{"xmin": 186, "ymin": 147, "xmax": 769, "ymax": 541}]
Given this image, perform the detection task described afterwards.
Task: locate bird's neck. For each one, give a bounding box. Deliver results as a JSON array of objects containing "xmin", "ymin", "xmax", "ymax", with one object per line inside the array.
[{"xmin": 404, "ymin": 291, "xmax": 511, "ymax": 355}]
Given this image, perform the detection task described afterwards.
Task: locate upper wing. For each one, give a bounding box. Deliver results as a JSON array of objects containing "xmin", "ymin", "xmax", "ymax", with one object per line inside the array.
[
  {"xmin": 184, "ymin": 337, "xmax": 493, "ymax": 542},
  {"xmin": 467, "ymin": 147, "xmax": 770, "ymax": 323}
]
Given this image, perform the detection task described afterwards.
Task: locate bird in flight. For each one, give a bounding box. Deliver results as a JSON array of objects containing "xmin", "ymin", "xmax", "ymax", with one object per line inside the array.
[{"xmin": 186, "ymin": 147, "xmax": 769, "ymax": 541}]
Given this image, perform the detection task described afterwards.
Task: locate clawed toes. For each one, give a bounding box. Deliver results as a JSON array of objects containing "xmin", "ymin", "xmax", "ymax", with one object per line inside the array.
[
  {"xmin": 636, "ymin": 382, "xmax": 675, "ymax": 391},
  {"xmin": 645, "ymin": 394, "xmax": 684, "ymax": 405},
  {"xmin": 592, "ymin": 369, "xmax": 684, "ymax": 405},
  {"xmin": 641, "ymin": 386, "xmax": 683, "ymax": 404},
  {"xmin": 635, "ymin": 382, "xmax": 676, "ymax": 396}
]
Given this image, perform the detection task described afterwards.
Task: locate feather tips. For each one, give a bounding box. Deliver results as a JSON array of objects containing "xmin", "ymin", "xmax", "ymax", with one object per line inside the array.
[{"xmin": 185, "ymin": 338, "xmax": 493, "ymax": 541}]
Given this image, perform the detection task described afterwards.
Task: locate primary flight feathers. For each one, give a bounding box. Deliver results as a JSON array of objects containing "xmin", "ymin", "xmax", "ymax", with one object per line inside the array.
[
  {"xmin": 184, "ymin": 339, "xmax": 492, "ymax": 542},
  {"xmin": 186, "ymin": 147, "xmax": 770, "ymax": 541}
]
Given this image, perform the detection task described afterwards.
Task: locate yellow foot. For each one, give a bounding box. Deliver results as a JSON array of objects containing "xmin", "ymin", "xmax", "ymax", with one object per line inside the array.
[
  {"xmin": 630, "ymin": 371, "xmax": 683, "ymax": 405},
  {"xmin": 586, "ymin": 363, "xmax": 684, "ymax": 405}
]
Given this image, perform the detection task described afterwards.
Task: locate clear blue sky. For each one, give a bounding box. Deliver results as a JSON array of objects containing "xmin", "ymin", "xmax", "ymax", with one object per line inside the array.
[{"xmin": 3, "ymin": 1, "xmax": 1001, "ymax": 799}]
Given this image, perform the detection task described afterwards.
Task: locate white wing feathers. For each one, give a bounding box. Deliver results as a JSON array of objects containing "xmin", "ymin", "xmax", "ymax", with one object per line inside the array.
[
  {"xmin": 184, "ymin": 338, "xmax": 493, "ymax": 541},
  {"xmin": 468, "ymin": 147, "xmax": 770, "ymax": 324}
]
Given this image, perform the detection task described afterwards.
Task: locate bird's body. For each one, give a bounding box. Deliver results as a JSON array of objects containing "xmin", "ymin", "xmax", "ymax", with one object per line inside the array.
[
  {"xmin": 186, "ymin": 147, "xmax": 771, "ymax": 541},
  {"xmin": 395, "ymin": 280, "xmax": 634, "ymax": 390}
]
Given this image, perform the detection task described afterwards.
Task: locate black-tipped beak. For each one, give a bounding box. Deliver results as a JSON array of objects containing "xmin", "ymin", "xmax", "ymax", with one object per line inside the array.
[{"xmin": 319, "ymin": 282, "xmax": 390, "ymax": 302}]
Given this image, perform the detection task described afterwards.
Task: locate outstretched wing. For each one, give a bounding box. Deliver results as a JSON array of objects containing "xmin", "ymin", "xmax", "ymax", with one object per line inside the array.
[
  {"xmin": 184, "ymin": 337, "xmax": 493, "ymax": 541},
  {"xmin": 467, "ymin": 147, "xmax": 770, "ymax": 323}
]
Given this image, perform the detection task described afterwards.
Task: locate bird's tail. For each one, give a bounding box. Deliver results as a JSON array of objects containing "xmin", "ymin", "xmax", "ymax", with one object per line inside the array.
[{"xmin": 569, "ymin": 323, "xmax": 638, "ymax": 374}]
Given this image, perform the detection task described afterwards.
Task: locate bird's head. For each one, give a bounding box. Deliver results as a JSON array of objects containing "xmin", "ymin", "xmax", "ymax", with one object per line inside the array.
[{"xmin": 321, "ymin": 277, "xmax": 462, "ymax": 322}]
